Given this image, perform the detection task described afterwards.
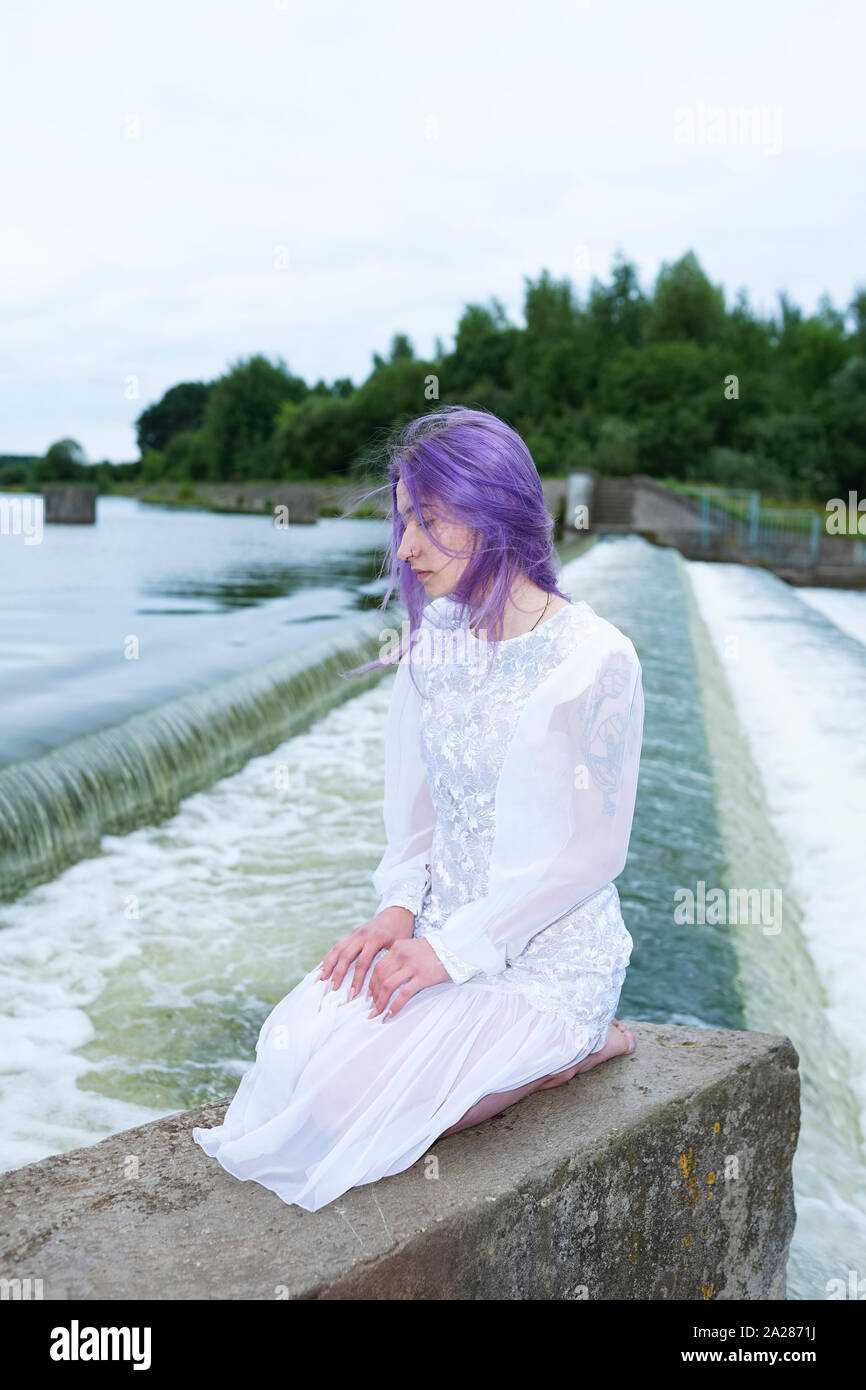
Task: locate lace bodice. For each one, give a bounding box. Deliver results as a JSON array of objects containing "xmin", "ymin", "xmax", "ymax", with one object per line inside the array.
[
  {"xmin": 411, "ymin": 604, "xmax": 586, "ymax": 966},
  {"xmin": 374, "ymin": 600, "xmax": 581, "ymax": 921},
  {"xmin": 372, "ymin": 595, "xmax": 643, "ymax": 1036}
]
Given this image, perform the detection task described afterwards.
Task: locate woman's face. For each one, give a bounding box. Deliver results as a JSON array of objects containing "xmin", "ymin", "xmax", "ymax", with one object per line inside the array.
[{"xmin": 394, "ymin": 478, "xmax": 476, "ymax": 598}]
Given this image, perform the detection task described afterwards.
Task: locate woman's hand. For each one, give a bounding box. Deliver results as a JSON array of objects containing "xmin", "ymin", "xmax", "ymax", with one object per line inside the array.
[
  {"xmin": 366, "ymin": 937, "xmax": 451, "ymax": 1021},
  {"xmin": 318, "ymin": 907, "xmax": 415, "ymax": 1001}
]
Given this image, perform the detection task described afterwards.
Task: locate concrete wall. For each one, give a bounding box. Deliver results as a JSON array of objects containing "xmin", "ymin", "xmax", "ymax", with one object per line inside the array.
[
  {"xmin": 43, "ymin": 486, "xmax": 97, "ymax": 524},
  {"xmin": 202, "ymin": 483, "xmax": 320, "ymax": 522},
  {"xmin": 327, "ymin": 479, "xmax": 570, "ymax": 526},
  {"xmin": 588, "ymin": 475, "xmax": 866, "ymax": 586},
  {"xmin": 0, "ymin": 1022, "xmax": 799, "ymax": 1300},
  {"xmin": 631, "ymin": 476, "xmax": 706, "ymax": 533}
]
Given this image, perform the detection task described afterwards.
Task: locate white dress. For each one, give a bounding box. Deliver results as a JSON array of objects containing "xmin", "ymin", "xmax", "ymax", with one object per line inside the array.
[{"xmin": 192, "ymin": 594, "xmax": 645, "ymax": 1211}]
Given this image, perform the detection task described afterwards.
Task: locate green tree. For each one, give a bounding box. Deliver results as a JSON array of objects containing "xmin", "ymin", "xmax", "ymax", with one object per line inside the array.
[
  {"xmin": 508, "ymin": 270, "xmax": 593, "ymax": 417},
  {"xmin": 779, "ymin": 299, "xmax": 849, "ymax": 397},
  {"xmin": 389, "ymin": 333, "xmax": 415, "ymax": 362},
  {"xmin": 646, "ymin": 251, "xmax": 726, "ymax": 346},
  {"xmin": 136, "ymin": 381, "xmax": 213, "ymax": 455},
  {"xmin": 815, "ymin": 355, "xmax": 866, "ymax": 496},
  {"xmin": 273, "ymin": 394, "xmax": 359, "ymax": 479},
  {"xmin": 163, "ymin": 430, "xmax": 210, "ymax": 481},
  {"xmin": 700, "ymin": 445, "xmax": 789, "ymax": 494},
  {"xmin": 743, "ymin": 411, "xmax": 835, "ymax": 500},
  {"xmin": 140, "ymin": 449, "xmax": 166, "ymax": 485},
  {"xmin": 588, "ymin": 254, "xmax": 649, "ymax": 366},
  {"xmin": 34, "ymin": 438, "xmax": 88, "ymax": 484},
  {"xmin": 595, "ymin": 417, "xmax": 640, "ymax": 476},
  {"xmin": 443, "ymin": 299, "xmax": 518, "ymax": 394},
  {"xmin": 199, "ymin": 355, "xmax": 309, "ymax": 481},
  {"xmin": 0, "ymin": 461, "xmax": 30, "ymax": 487},
  {"xmin": 846, "ymin": 287, "xmax": 866, "ymax": 351}
]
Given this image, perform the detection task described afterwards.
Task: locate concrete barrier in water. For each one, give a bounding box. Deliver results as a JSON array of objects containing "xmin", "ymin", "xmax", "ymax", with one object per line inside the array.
[
  {"xmin": 0, "ymin": 1021, "xmax": 799, "ymax": 1300},
  {"xmin": 42, "ymin": 486, "xmax": 97, "ymax": 523}
]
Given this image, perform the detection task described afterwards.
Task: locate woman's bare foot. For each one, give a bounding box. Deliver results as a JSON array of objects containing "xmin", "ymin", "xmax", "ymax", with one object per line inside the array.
[
  {"xmin": 536, "ymin": 1019, "xmax": 635, "ymax": 1089},
  {"xmin": 574, "ymin": 1019, "xmax": 634, "ymax": 1073},
  {"xmin": 438, "ymin": 1021, "xmax": 635, "ymax": 1137}
]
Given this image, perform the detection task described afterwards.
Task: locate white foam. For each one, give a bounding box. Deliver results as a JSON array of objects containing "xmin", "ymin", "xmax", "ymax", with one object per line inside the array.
[
  {"xmin": 0, "ymin": 677, "xmax": 395, "ymax": 1173},
  {"xmin": 795, "ymin": 585, "xmax": 866, "ymax": 648},
  {"xmin": 686, "ymin": 560, "xmax": 866, "ymax": 1138}
]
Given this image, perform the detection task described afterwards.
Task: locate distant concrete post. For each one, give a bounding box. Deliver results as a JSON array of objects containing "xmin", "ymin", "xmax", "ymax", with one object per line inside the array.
[
  {"xmin": 748, "ymin": 490, "xmax": 760, "ymax": 547},
  {"xmin": 42, "ymin": 486, "xmax": 97, "ymax": 524},
  {"xmin": 809, "ymin": 515, "xmax": 821, "ymax": 564},
  {"xmin": 566, "ymin": 471, "xmax": 595, "ymax": 533},
  {"xmin": 700, "ymin": 491, "xmax": 710, "ymax": 549}
]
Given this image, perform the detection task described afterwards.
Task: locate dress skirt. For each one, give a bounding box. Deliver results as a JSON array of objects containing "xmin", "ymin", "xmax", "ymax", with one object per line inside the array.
[{"xmin": 192, "ymin": 881, "xmax": 632, "ymax": 1212}]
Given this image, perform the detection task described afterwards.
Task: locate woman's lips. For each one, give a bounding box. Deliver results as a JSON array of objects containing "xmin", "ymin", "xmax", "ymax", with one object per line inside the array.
[{"xmin": 414, "ymin": 570, "xmax": 432, "ymax": 581}]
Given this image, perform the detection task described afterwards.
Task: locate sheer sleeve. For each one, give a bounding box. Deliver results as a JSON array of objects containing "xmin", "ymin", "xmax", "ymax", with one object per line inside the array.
[
  {"xmin": 423, "ymin": 626, "xmax": 644, "ymax": 983},
  {"xmin": 370, "ymin": 638, "xmax": 435, "ymax": 919}
]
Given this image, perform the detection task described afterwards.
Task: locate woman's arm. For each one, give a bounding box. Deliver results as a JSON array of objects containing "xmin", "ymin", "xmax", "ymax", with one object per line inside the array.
[
  {"xmin": 422, "ymin": 630, "xmax": 644, "ymax": 983},
  {"xmin": 319, "ymin": 635, "xmax": 436, "ymax": 998},
  {"xmin": 370, "ymin": 642, "xmax": 435, "ymax": 917}
]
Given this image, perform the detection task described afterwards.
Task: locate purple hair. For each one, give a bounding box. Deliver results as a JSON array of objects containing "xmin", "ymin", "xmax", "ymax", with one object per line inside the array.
[{"xmin": 342, "ymin": 405, "xmax": 570, "ymax": 692}]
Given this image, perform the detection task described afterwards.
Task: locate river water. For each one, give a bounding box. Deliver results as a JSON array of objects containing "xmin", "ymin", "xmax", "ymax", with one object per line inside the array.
[{"xmin": 0, "ymin": 496, "xmax": 863, "ymax": 1299}]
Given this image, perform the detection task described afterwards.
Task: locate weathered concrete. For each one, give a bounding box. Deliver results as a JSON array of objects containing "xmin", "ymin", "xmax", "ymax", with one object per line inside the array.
[
  {"xmin": 562, "ymin": 472, "xmax": 866, "ymax": 589},
  {"xmin": 0, "ymin": 1022, "xmax": 799, "ymax": 1300},
  {"xmin": 204, "ymin": 483, "xmax": 321, "ymax": 522},
  {"xmin": 42, "ymin": 485, "xmax": 97, "ymax": 523},
  {"xmin": 326, "ymin": 479, "xmax": 570, "ymax": 527}
]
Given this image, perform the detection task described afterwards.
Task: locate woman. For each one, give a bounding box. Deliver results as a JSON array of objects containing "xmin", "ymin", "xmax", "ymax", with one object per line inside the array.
[{"xmin": 192, "ymin": 406, "xmax": 644, "ymax": 1212}]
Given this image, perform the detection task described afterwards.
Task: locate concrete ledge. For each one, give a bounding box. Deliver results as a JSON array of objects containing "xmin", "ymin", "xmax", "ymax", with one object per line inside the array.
[
  {"xmin": 42, "ymin": 485, "xmax": 97, "ymax": 524},
  {"xmin": 0, "ymin": 1022, "xmax": 799, "ymax": 1300}
]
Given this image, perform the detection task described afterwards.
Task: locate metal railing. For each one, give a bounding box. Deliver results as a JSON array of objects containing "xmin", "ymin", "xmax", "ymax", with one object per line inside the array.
[{"xmin": 684, "ymin": 486, "xmax": 863, "ymax": 566}]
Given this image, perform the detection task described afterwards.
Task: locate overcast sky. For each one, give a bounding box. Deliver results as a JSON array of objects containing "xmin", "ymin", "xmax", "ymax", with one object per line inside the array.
[{"xmin": 1, "ymin": 0, "xmax": 863, "ymax": 462}]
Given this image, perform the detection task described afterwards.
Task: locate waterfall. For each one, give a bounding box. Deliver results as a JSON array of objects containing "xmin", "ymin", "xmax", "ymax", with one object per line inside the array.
[{"xmin": 0, "ymin": 616, "xmax": 386, "ymax": 903}]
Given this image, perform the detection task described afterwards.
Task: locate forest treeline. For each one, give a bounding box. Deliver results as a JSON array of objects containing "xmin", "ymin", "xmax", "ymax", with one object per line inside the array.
[{"xmin": 5, "ymin": 251, "xmax": 865, "ymax": 501}]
